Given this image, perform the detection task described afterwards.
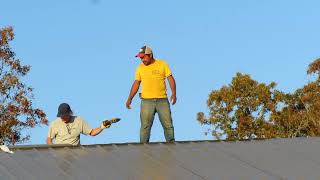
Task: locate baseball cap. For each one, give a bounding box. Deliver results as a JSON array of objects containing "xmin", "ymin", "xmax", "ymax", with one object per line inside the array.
[
  {"xmin": 57, "ymin": 103, "xmax": 73, "ymax": 117},
  {"xmin": 135, "ymin": 46, "xmax": 153, "ymax": 58}
]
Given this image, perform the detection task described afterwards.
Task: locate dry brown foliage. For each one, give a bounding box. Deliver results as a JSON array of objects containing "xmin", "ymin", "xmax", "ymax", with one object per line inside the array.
[{"xmin": 0, "ymin": 27, "xmax": 47, "ymax": 145}]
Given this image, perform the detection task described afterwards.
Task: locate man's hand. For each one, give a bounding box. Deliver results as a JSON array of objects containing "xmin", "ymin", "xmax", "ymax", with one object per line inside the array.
[
  {"xmin": 100, "ymin": 121, "xmax": 111, "ymax": 129},
  {"xmin": 126, "ymin": 80, "xmax": 141, "ymax": 109},
  {"xmin": 167, "ymin": 75, "xmax": 177, "ymax": 105},
  {"xmin": 100, "ymin": 118, "xmax": 121, "ymax": 129},
  {"xmin": 126, "ymin": 99, "xmax": 132, "ymax": 109},
  {"xmin": 170, "ymin": 94, "xmax": 177, "ymax": 105}
]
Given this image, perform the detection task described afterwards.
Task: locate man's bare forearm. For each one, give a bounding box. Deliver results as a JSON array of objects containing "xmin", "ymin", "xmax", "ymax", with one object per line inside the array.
[
  {"xmin": 90, "ymin": 127, "xmax": 103, "ymax": 136},
  {"xmin": 167, "ymin": 75, "xmax": 177, "ymax": 105},
  {"xmin": 167, "ymin": 75, "xmax": 176, "ymax": 95},
  {"xmin": 126, "ymin": 80, "xmax": 141, "ymax": 109},
  {"xmin": 128, "ymin": 80, "xmax": 141, "ymax": 100},
  {"xmin": 46, "ymin": 137, "xmax": 53, "ymax": 145}
]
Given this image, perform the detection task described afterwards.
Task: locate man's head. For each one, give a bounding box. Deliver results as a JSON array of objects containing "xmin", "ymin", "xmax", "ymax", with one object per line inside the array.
[
  {"xmin": 135, "ymin": 46, "xmax": 154, "ymax": 65},
  {"xmin": 57, "ymin": 103, "xmax": 73, "ymax": 122}
]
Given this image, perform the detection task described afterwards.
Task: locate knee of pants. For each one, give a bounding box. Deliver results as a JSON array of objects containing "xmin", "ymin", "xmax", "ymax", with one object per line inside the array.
[
  {"xmin": 161, "ymin": 120, "xmax": 174, "ymax": 129},
  {"xmin": 141, "ymin": 124, "xmax": 152, "ymax": 130},
  {"xmin": 140, "ymin": 114, "xmax": 155, "ymax": 130},
  {"xmin": 163, "ymin": 125, "xmax": 174, "ymax": 130},
  {"xmin": 140, "ymin": 118, "xmax": 153, "ymax": 130}
]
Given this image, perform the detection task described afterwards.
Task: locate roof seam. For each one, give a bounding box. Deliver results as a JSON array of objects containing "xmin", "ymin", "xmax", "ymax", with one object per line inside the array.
[
  {"xmin": 213, "ymin": 143, "xmax": 282, "ymax": 179},
  {"xmin": 158, "ymin": 143, "xmax": 210, "ymax": 180}
]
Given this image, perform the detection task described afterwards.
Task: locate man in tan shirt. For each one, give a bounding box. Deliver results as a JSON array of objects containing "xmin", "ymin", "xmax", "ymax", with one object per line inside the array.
[{"xmin": 47, "ymin": 103, "xmax": 116, "ymax": 145}]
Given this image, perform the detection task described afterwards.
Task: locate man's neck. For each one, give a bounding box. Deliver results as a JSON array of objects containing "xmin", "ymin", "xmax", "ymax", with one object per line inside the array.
[
  {"xmin": 61, "ymin": 117, "xmax": 71, "ymax": 124},
  {"xmin": 143, "ymin": 58, "xmax": 156, "ymax": 66},
  {"xmin": 62, "ymin": 120, "xmax": 69, "ymax": 124},
  {"xmin": 150, "ymin": 58, "xmax": 156, "ymax": 64}
]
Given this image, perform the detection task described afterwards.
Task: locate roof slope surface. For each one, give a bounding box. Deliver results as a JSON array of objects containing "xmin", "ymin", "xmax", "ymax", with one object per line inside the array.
[{"xmin": 1, "ymin": 138, "xmax": 320, "ymax": 180}]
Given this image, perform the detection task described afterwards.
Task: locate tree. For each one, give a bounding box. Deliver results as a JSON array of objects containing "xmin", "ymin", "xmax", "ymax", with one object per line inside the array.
[
  {"xmin": 273, "ymin": 58, "xmax": 320, "ymax": 137},
  {"xmin": 271, "ymin": 90, "xmax": 310, "ymax": 138},
  {"xmin": 197, "ymin": 73, "xmax": 281, "ymax": 140},
  {"xmin": 307, "ymin": 58, "xmax": 320, "ymax": 76},
  {"xmin": 0, "ymin": 27, "xmax": 47, "ymax": 145},
  {"xmin": 267, "ymin": 59, "xmax": 320, "ymax": 138},
  {"xmin": 198, "ymin": 58, "xmax": 320, "ymax": 140}
]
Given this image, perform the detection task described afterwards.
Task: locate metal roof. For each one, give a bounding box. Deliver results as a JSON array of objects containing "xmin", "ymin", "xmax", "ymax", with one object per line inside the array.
[{"xmin": 1, "ymin": 138, "xmax": 320, "ymax": 180}]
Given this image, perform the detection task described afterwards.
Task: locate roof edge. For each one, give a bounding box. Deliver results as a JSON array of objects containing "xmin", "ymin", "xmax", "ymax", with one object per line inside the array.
[{"xmin": 7, "ymin": 138, "xmax": 275, "ymax": 150}]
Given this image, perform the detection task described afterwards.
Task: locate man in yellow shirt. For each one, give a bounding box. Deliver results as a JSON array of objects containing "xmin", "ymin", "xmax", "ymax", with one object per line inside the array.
[{"xmin": 126, "ymin": 45, "xmax": 177, "ymax": 143}]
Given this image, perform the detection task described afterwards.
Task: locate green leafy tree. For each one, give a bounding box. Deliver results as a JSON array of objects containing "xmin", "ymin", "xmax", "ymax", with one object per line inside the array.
[
  {"xmin": 198, "ymin": 58, "xmax": 320, "ymax": 140},
  {"xmin": 197, "ymin": 73, "xmax": 281, "ymax": 140},
  {"xmin": 0, "ymin": 27, "xmax": 47, "ymax": 145}
]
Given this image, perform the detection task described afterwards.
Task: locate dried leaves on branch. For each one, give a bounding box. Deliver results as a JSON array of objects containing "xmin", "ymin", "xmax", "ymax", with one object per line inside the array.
[
  {"xmin": 198, "ymin": 59, "xmax": 320, "ymax": 140},
  {"xmin": 0, "ymin": 27, "xmax": 47, "ymax": 145}
]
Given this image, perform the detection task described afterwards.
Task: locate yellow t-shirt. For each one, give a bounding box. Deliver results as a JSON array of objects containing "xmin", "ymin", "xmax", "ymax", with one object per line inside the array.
[{"xmin": 135, "ymin": 59, "xmax": 172, "ymax": 99}]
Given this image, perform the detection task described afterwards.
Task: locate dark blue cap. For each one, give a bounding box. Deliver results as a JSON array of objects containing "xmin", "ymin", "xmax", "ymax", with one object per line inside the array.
[{"xmin": 57, "ymin": 103, "xmax": 73, "ymax": 117}]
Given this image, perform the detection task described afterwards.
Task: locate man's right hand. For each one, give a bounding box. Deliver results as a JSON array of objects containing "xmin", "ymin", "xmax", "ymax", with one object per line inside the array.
[
  {"xmin": 100, "ymin": 121, "xmax": 111, "ymax": 129},
  {"xmin": 126, "ymin": 99, "xmax": 132, "ymax": 109},
  {"xmin": 100, "ymin": 118, "xmax": 121, "ymax": 129}
]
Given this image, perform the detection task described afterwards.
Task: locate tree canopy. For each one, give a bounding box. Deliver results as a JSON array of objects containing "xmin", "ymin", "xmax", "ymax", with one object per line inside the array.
[
  {"xmin": 0, "ymin": 27, "xmax": 47, "ymax": 145},
  {"xmin": 198, "ymin": 59, "xmax": 320, "ymax": 140}
]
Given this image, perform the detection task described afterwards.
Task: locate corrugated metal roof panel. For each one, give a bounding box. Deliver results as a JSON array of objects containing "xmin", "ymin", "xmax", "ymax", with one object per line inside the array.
[{"xmin": 1, "ymin": 138, "xmax": 320, "ymax": 180}]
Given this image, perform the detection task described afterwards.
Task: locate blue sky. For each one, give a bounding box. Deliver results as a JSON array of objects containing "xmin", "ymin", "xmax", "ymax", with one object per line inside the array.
[{"xmin": 1, "ymin": 0, "xmax": 320, "ymax": 145}]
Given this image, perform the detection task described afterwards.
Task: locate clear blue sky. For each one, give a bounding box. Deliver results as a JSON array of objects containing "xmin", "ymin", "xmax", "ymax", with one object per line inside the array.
[{"xmin": 1, "ymin": 0, "xmax": 320, "ymax": 145}]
